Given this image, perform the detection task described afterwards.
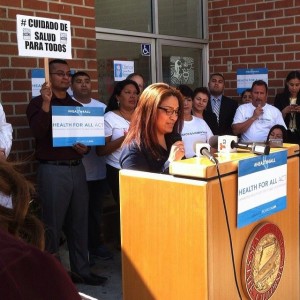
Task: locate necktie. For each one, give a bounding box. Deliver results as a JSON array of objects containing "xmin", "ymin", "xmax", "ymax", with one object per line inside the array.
[{"xmin": 213, "ymin": 98, "xmax": 221, "ymax": 123}]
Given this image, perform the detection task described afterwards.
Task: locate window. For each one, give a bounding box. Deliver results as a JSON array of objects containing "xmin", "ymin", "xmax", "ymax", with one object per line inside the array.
[
  {"xmin": 158, "ymin": 0, "xmax": 204, "ymax": 38},
  {"xmin": 95, "ymin": 0, "xmax": 152, "ymax": 33}
]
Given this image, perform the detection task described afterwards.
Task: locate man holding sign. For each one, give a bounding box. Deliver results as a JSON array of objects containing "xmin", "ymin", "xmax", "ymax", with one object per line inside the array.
[{"xmin": 26, "ymin": 59, "xmax": 107, "ymax": 285}]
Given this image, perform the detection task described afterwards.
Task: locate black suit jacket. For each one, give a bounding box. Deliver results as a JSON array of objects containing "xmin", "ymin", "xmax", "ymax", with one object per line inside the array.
[
  {"xmin": 203, "ymin": 110, "xmax": 218, "ymax": 135},
  {"xmin": 207, "ymin": 95, "xmax": 238, "ymax": 135}
]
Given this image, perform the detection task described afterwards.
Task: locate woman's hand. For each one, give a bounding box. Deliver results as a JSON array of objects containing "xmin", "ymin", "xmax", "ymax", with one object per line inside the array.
[
  {"xmin": 168, "ymin": 141, "xmax": 185, "ymax": 162},
  {"xmin": 282, "ymin": 105, "xmax": 299, "ymax": 118}
]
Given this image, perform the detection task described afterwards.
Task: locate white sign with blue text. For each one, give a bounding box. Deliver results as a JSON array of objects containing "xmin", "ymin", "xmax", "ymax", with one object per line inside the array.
[
  {"xmin": 237, "ymin": 150, "xmax": 287, "ymax": 228},
  {"xmin": 16, "ymin": 15, "xmax": 72, "ymax": 59},
  {"xmin": 113, "ymin": 60, "xmax": 134, "ymax": 81},
  {"xmin": 52, "ymin": 106, "xmax": 105, "ymax": 147},
  {"xmin": 236, "ymin": 68, "xmax": 268, "ymax": 95}
]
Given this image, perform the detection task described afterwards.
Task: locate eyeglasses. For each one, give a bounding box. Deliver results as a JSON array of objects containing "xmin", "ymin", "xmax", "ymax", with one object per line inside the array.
[
  {"xmin": 50, "ymin": 72, "xmax": 72, "ymax": 78},
  {"xmin": 158, "ymin": 106, "xmax": 180, "ymax": 116}
]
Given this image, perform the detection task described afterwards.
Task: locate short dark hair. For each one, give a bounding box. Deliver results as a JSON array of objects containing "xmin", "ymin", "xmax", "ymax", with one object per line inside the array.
[
  {"xmin": 126, "ymin": 72, "xmax": 145, "ymax": 81},
  {"xmin": 251, "ymin": 80, "xmax": 268, "ymax": 93},
  {"xmin": 49, "ymin": 59, "xmax": 68, "ymax": 73},
  {"xmin": 49, "ymin": 59, "xmax": 68, "ymax": 68},
  {"xmin": 209, "ymin": 73, "xmax": 225, "ymax": 81},
  {"xmin": 241, "ymin": 88, "xmax": 252, "ymax": 98},
  {"xmin": 71, "ymin": 71, "xmax": 90, "ymax": 84},
  {"xmin": 193, "ymin": 87, "xmax": 210, "ymax": 99},
  {"xmin": 176, "ymin": 85, "xmax": 193, "ymax": 98}
]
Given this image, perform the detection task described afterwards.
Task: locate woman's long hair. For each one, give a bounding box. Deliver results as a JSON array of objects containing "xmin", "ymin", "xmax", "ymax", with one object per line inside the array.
[
  {"xmin": 266, "ymin": 124, "xmax": 287, "ymax": 142},
  {"xmin": 283, "ymin": 71, "xmax": 300, "ymax": 96},
  {"xmin": 123, "ymin": 83, "xmax": 184, "ymax": 159},
  {"xmin": 0, "ymin": 160, "xmax": 44, "ymax": 250}
]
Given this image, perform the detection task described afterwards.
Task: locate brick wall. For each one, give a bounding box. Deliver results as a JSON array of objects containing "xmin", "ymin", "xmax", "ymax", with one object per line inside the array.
[
  {"xmin": 1, "ymin": 0, "xmax": 300, "ymax": 176},
  {"xmin": 0, "ymin": 0, "xmax": 97, "ymax": 176},
  {"xmin": 208, "ymin": 0, "xmax": 300, "ymax": 103}
]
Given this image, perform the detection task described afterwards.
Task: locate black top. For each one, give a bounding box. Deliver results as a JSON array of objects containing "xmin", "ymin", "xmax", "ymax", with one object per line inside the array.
[
  {"xmin": 274, "ymin": 92, "xmax": 300, "ymax": 144},
  {"xmin": 274, "ymin": 92, "xmax": 300, "ymax": 130},
  {"xmin": 26, "ymin": 93, "xmax": 83, "ymax": 161},
  {"xmin": 206, "ymin": 95, "xmax": 238, "ymax": 135},
  {"xmin": 203, "ymin": 110, "xmax": 218, "ymax": 135},
  {"xmin": 120, "ymin": 133, "xmax": 180, "ymax": 173}
]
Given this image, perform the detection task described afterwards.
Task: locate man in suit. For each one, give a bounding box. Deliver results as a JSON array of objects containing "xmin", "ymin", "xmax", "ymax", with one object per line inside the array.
[{"xmin": 207, "ymin": 73, "xmax": 238, "ymax": 135}]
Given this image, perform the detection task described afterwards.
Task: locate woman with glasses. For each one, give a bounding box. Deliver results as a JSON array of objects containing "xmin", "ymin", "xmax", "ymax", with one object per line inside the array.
[{"xmin": 120, "ymin": 83, "xmax": 185, "ymax": 173}]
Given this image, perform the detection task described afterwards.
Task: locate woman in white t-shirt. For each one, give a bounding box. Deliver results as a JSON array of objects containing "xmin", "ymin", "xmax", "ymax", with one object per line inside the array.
[
  {"xmin": 177, "ymin": 85, "xmax": 213, "ymax": 158},
  {"xmin": 96, "ymin": 79, "xmax": 139, "ymax": 204}
]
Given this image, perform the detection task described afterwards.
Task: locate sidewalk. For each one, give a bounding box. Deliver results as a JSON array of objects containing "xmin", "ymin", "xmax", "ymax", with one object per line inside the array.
[{"xmin": 61, "ymin": 245, "xmax": 123, "ymax": 300}]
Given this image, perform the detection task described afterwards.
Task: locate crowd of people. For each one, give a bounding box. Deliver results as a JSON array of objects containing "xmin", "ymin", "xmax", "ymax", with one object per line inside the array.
[{"xmin": 1, "ymin": 58, "xmax": 299, "ymax": 296}]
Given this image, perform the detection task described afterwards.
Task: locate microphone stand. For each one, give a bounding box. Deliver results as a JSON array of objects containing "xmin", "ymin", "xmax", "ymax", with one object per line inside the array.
[{"xmin": 214, "ymin": 158, "xmax": 243, "ymax": 300}]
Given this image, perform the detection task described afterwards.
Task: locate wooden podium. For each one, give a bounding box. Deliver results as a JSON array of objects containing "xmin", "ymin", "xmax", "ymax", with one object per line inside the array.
[{"xmin": 119, "ymin": 145, "xmax": 299, "ymax": 300}]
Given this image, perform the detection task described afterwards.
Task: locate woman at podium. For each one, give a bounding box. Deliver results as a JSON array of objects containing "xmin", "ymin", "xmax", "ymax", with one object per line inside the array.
[{"xmin": 120, "ymin": 83, "xmax": 185, "ymax": 173}]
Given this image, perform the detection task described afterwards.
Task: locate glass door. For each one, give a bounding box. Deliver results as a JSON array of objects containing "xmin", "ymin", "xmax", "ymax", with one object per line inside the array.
[
  {"xmin": 157, "ymin": 40, "xmax": 208, "ymax": 90},
  {"xmin": 96, "ymin": 33, "xmax": 155, "ymax": 102}
]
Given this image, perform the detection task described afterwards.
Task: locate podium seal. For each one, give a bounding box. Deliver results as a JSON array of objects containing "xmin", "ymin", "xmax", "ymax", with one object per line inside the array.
[{"xmin": 241, "ymin": 222, "xmax": 285, "ymax": 300}]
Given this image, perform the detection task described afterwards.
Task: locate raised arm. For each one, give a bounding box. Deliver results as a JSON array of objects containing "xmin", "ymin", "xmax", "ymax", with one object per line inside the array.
[{"xmin": 232, "ymin": 105, "xmax": 263, "ymax": 136}]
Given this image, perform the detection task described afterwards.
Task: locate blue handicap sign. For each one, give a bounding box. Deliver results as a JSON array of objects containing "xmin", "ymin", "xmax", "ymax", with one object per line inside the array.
[{"xmin": 141, "ymin": 44, "xmax": 151, "ymax": 56}]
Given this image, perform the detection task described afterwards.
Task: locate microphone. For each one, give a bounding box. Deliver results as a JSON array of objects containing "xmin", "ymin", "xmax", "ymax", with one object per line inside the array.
[
  {"xmin": 268, "ymin": 139, "xmax": 283, "ymax": 148},
  {"xmin": 208, "ymin": 135, "xmax": 219, "ymax": 149},
  {"xmin": 217, "ymin": 135, "xmax": 238, "ymax": 153},
  {"xmin": 168, "ymin": 133, "xmax": 182, "ymax": 144},
  {"xmin": 167, "ymin": 133, "xmax": 186, "ymax": 159},
  {"xmin": 199, "ymin": 146, "xmax": 218, "ymax": 165},
  {"xmin": 231, "ymin": 141, "xmax": 270, "ymax": 155}
]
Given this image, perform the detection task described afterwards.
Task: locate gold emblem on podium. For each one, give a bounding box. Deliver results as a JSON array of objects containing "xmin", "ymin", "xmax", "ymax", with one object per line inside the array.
[{"xmin": 241, "ymin": 222, "xmax": 285, "ymax": 300}]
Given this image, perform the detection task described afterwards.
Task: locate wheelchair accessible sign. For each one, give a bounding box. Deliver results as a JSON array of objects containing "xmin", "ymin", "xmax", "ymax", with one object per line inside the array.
[{"xmin": 141, "ymin": 44, "xmax": 151, "ymax": 56}]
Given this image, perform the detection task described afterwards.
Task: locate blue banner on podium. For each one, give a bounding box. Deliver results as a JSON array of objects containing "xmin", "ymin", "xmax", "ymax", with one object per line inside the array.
[{"xmin": 237, "ymin": 150, "xmax": 287, "ymax": 228}]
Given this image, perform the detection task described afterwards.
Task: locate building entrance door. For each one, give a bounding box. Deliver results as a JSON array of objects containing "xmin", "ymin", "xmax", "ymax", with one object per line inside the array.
[
  {"xmin": 96, "ymin": 34, "xmax": 207, "ymax": 102},
  {"xmin": 157, "ymin": 39, "xmax": 207, "ymax": 90},
  {"xmin": 96, "ymin": 34, "xmax": 155, "ymax": 102}
]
